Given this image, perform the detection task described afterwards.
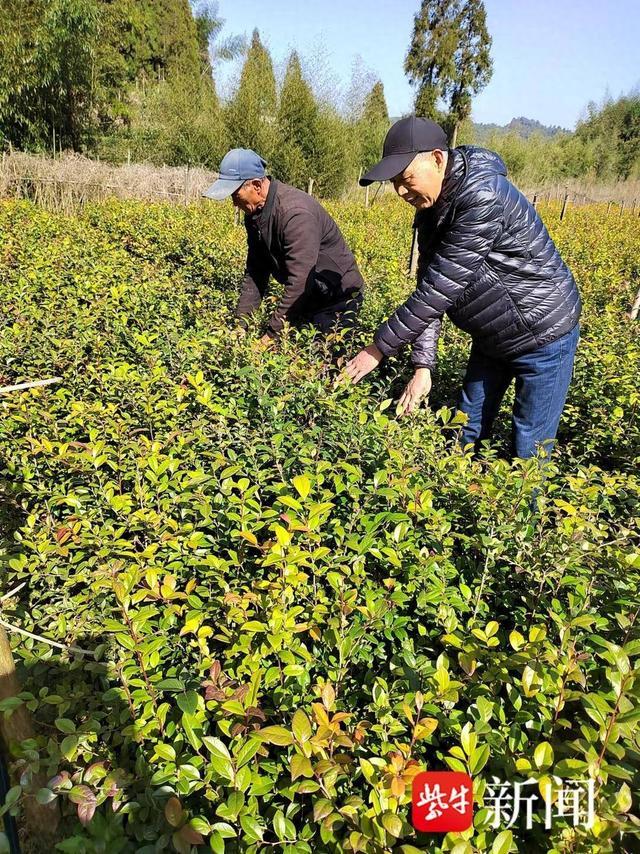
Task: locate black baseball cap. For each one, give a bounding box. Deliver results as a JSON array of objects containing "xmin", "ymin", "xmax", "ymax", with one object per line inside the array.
[{"xmin": 359, "ymin": 116, "xmax": 448, "ymax": 185}]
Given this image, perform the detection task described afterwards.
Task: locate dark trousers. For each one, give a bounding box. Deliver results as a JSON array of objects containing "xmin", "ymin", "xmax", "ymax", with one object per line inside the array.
[
  {"xmin": 459, "ymin": 324, "xmax": 580, "ymax": 459},
  {"xmin": 303, "ymin": 291, "xmax": 363, "ymax": 334},
  {"xmin": 297, "ymin": 292, "xmax": 363, "ymax": 360}
]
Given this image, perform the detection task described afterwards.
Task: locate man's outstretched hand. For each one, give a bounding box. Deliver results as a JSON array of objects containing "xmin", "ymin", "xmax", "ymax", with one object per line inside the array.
[
  {"xmin": 397, "ymin": 367, "xmax": 432, "ymax": 416},
  {"xmin": 344, "ymin": 343, "xmax": 384, "ymax": 384}
]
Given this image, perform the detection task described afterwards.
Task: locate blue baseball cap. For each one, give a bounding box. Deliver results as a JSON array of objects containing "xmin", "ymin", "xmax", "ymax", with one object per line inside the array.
[{"xmin": 203, "ymin": 148, "xmax": 268, "ymax": 200}]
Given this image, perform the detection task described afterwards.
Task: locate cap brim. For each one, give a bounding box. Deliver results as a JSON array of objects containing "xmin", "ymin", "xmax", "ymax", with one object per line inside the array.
[
  {"xmin": 359, "ymin": 152, "xmax": 416, "ymax": 186},
  {"xmin": 202, "ymin": 178, "xmax": 244, "ymax": 200}
]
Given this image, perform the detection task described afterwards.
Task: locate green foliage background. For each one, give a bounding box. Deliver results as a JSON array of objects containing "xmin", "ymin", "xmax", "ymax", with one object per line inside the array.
[
  {"xmin": 2, "ymin": 0, "xmax": 640, "ymax": 194},
  {"xmin": 0, "ymin": 197, "xmax": 638, "ymax": 852}
]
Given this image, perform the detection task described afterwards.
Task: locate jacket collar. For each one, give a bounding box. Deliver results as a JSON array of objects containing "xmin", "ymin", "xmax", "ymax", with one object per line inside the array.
[{"xmin": 255, "ymin": 177, "xmax": 277, "ymax": 231}]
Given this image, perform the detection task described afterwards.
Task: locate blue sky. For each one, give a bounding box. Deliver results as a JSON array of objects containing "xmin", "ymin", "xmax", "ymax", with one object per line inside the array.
[{"xmin": 215, "ymin": 0, "xmax": 639, "ymax": 129}]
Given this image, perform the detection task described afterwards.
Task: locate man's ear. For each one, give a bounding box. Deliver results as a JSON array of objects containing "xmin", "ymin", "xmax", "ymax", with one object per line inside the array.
[{"xmin": 432, "ymin": 149, "xmax": 447, "ymax": 171}]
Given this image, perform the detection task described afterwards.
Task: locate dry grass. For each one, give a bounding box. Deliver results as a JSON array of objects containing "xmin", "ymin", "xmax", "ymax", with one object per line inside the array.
[
  {"xmin": 520, "ymin": 178, "xmax": 640, "ymax": 206},
  {"xmin": 2, "ymin": 150, "xmax": 639, "ymax": 213},
  {"xmin": 0, "ymin": 151, "xmax": 217, "ymax": 212}
]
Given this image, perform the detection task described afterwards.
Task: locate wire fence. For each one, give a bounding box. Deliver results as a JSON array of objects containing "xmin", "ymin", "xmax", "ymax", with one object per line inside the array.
[
  {"xmin": 2, "ymin": 150, "xmax": 639, "ymax": 215},
  {"xmin": 0, "ymin": 151, "xmax": 216, "ymax": 213}
]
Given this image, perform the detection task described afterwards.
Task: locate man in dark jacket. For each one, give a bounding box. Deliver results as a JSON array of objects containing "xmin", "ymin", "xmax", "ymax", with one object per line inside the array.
[
  {"xmin": 345, "ymin": 116, "xmax": 581, "ymax": 459},
  {"xmin": 203, "ymin": 148, "xmax": 364, "ymax": 344}
]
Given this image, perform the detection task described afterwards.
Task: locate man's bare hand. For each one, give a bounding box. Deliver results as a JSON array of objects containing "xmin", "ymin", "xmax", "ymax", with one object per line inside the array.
[
  {"xmin": 398, "ymin": 368, "xmax": 432, "ymax": 416},
  {"xmin": 343, "ymin": 344, "xmax": 384, "ymax": 384}
]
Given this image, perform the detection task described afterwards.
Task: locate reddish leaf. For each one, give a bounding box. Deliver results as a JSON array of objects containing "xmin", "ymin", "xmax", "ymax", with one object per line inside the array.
[
  {"xmin": 55, "ymin": 527, "xmax": 72, "ymax": 544},
  {"xmin": 77, "ymin": 797, "xmax": 97, "ymax": 826},
  {"xmin": 68, "ymin": 785, "xmax": 94, "ymax": 805},
  {"xmin": 178, "ymin": 825, "xmax": 205, "ymax": 845},
  {"xmin": 164, "ymin": 796, "xmax": 184, "ymax": 828}
]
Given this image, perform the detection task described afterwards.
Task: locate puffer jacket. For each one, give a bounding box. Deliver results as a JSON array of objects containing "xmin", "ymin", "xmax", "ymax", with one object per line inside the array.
[{"xmin": 376, "ymin": 146, "xmax": 581, "ymax": 370}]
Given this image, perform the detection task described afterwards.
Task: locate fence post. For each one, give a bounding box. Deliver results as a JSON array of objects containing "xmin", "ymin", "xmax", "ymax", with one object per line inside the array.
[
  {"xmin": 0, "ymin": 626, "xmax": 61, "ymax": 843},
  {"xmin": 560, "ymin": 193, "xmax": 569, "ymax": 221},
  {"xmin": 307, "ymin": 177, "xmax": 314, "ymax": 196},
  {"xmin": 408, "ymin": 227, "xmax": 419, "ymax": 277}
]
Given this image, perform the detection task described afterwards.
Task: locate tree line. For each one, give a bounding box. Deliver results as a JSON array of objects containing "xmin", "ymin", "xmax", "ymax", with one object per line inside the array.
[{"xmin": 1, "ymin": 0, "xmax": 638, "ymax": 196}]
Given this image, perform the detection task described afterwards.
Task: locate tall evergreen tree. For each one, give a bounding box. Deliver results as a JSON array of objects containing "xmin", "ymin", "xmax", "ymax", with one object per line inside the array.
[
  {"xmin": 358, "ymin": 81, "xmax": 390, "ymax": 172},
  {"xmin": 225, "ymin": 29, "xmax": 277, "ymax": 157},
  {"xmin": 404, "ymin": 0, "xmax": 459, "ymax": 121},
  {"xmin": 444, "ymin": 0, "xmax": 492, "ymax": 146},
  {"xmin": 405, "ymin": 0, "xmax": 492, "ymax": 146},
  {"xmin": 271, "ymin": 51, "xmax": 318, "ymax": 188}
]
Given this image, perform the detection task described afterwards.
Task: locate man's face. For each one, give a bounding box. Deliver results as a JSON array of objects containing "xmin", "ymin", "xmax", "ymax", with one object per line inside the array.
[
  {"xmin": 231, "ymin": 178, "xmax": 267, "ymax": 215},
  {"xmin": 392, "ymin": 150, "xmax": 447, "ymax": 210}
]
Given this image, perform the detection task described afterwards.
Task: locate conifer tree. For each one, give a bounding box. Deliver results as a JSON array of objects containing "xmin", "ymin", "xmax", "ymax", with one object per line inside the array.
[
  {"xmin": 405, "ymin": 0, "xmax": 492, "ymax": 146},
  {"xmin": 225, "ymin": 29, "xmax": 277, "ymax": 157},
  {"xmin": 358, "ymin": 81, "xmax": 390, "ymax": 171},
  {"xmin": 271, "ymin": 52, "xmax": 318, "ymax": 188}
]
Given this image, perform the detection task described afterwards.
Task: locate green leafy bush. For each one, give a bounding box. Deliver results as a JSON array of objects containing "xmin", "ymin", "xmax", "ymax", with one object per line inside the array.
[{"xmin": 0, "ymin": 198, "xmax": 638, "ymax": 853}]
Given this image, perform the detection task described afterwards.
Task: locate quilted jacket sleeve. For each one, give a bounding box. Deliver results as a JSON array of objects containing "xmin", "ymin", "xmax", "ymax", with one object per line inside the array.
[
  {"xmin": 410, "ymin": 319, "xmax": 442, "ymax": 370},
  {"xmin": 374, "ymin": 186, "xmax": 504, "ymax": 357}
]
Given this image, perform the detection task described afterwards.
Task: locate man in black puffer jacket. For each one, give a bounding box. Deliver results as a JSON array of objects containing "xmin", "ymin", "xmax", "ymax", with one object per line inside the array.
[{"xmin": 345, "ymin": 117, "xmax": 581, "ymax": 459}]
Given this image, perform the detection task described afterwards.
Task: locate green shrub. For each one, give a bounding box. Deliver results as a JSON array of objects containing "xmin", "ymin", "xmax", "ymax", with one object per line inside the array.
[{"xmin": 0, "ymin": 198, "xmax": 638, "ymax": 853}]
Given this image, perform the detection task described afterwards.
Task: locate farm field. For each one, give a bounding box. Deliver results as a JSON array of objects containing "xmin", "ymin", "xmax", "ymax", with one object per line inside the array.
[{"xmin": 0, "ymin": 197, "xmax": 638, "ymax": 853}]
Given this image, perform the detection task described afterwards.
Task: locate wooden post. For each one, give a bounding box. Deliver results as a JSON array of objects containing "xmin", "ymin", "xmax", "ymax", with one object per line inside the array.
[
  {"xmin": 408, "ymin": 227, "xmax": 419, "ymax": 277},
  {"xmin": 560, "ymin": 193, "xmax": 569, "ymax": 221},
  {"xmin": 0, "ymin": 627, "xmax": 60, "ymax": 842},
  {"xmin": 365, "ymin": 185, "xmax": 370, "ymax": 209},
  {"xmin": 0, "ymin": 377, "xmax": 62, "ymax": 395},
  {"xmin": 307, "ymin": 177, "xmax": 314, "ymax": 196}
]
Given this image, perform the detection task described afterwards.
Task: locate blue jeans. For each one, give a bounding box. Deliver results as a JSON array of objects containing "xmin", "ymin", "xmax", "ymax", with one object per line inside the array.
[{"xmin": 459, "ymin": 324, "xmax": 580, "ymax": 458}]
